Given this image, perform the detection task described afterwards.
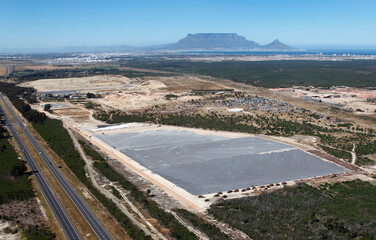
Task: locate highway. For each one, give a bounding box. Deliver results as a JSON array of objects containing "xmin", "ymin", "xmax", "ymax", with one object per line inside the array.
[
  {"xmin": 0, "ymin": 100, "xmax": 81, "ymax": 240},
  {"xmin": 0, "ymin": 65, "xmax": 12, "ymax": 77},
  {"xmin": 0, "ymin": 95, "xmax": 112, "ymax": 240}
]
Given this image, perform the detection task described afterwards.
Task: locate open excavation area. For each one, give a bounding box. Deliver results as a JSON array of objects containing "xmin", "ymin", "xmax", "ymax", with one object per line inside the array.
[{"xmin": 94, "ymin": 126, "xmax": 348, "ymax": 196}]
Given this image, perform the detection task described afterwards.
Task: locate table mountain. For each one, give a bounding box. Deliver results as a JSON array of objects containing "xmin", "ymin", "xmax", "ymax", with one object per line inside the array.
[{"xmin": 170, "ymin": 33, "xmax": 261, "ymax": 50}]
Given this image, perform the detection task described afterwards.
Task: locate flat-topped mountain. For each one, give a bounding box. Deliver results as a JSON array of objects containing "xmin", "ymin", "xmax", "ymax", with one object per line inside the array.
[
  {"xmin": 167, "ymin": 33, "xmax": 294, "ymax": 50},
  {"xmin": 63, "ymin": 33, "xmax": 294, "ymax": 52},
  {"xmin": 171, "ymin": 33, "xmax": 261, "ymax": 50}
]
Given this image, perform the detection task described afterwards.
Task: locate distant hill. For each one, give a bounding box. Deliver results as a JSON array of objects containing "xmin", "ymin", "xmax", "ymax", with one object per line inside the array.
[
  {"xmin": 63, "ymin": 33, "xmax": 295, "ymax": 52},
  {"xmin": 263, "ymin": 39, "xmax": 294, "ymax": 50},
  {"xmin": 170, "ymin": 33, "xmax": 261, "ymax": 50}
]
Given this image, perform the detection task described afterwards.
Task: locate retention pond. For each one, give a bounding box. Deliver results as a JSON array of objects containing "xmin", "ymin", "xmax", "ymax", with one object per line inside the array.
[{"xmin": 96, "ymin": 129, "xmax": 348, "ymax": 195}]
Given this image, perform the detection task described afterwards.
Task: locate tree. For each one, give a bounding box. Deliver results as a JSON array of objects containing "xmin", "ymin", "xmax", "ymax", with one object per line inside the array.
[
  {"xmin": 43, "ymin": 104, "xmax": 51, "ymax": 111},
  {"xmin": 86, "ymin": 92, "xmax": 96, "ymax": 98},
  {"xmin": 11, "ymin": 161, "xmax": 27, "ymax": 177}
]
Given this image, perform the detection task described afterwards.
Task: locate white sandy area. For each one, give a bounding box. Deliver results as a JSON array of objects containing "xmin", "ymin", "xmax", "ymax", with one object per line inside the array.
[
  {"xmin": 273, "ymin": 87, "xmax": 376, "ymax": 114},
  {"xmin": 0, "ymin": 221, "xmax": 21, "ymax": 240},
  {"xmin": 92, "ymin": 122, "xmax": 149, "ymax": 132},
  {"xmin": 92, "ymin": 123, "xmax": 252, "ymax": 139},
  {"xmin": 20, "ymin": 75, "xmax": 132, "ymax": 92},
  {"xmin": 141, "ymin": 80, "xmax": 167, "ymax": 90},
  {"xmin": 227, "ymin": 108, "xmax": 243, "ymax": 112},
  {"xmin": 93, "ymin": 91, "xmax": 203, "ymax": 111}
]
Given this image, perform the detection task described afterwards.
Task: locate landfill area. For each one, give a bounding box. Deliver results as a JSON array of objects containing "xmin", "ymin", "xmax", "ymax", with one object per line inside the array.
[{"xmin": 95, "ymin": 127, "xmax": 348, "ymax": 196}]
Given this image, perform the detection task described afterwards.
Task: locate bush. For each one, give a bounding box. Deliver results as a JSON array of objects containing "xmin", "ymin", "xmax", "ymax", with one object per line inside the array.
[{"xmin": 209, "ymin": 181, "xmax": 376, "ymax": 239}]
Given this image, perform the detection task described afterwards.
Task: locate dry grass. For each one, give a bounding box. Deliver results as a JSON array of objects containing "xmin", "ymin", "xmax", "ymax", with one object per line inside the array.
[
  {"xmin": 156, "ymin": 76, "xmax": 223, "ymax": 91},
  {"xmin": 14, "ymin": 65, "xmax": 76, "ymax": 71},
  {"xmin": 119, "ymin": 66, "xmax": 172, "ymax": 74},
  {"xmin": 0, "ymin": 67, "xmax": 6, "ymax": 75}
]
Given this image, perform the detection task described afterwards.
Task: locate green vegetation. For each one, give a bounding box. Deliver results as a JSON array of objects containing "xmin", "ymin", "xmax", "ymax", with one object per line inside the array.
[
  {"xmin": 165, "ymin": 94, "xmax": 179, "ymax": 100},
  {"xmin": 123, "ymin": 59, "xmax": 376, "ymax": 88},
  {"xmin": 209, "ymin": 181, "xmax": 376, "ymax": 240},
  {"xmin": 11, "ymin": 59, "xmax": 376, "ymax": 88},
  {"xmin": 0, "ymin": 118, "xmax": 54, "ymax": 239},
  {"xmin": 79, "ymin": 140, "xmax": 197, "ymax": 240},
  {"xmin": 94, "ymin": 109, "xmax": 376, "ymax": 166},
  {"xmin": 0, "ymin": 124, "xmax": 34, "ymax": 204},
  {"xmin": 85, "ymin": 101, "xmax": 101, "ymax": 110},
  {"xmin": 318, "ymin": 144, "xmax": 352, "ymax": 162},
  {"xmin": 23, "ymin": 225, "xmax": 56, "ymax": 240},
  {"xmin": 109, "ymin": 186, "xmax": 122, "ymax": 200},
  {"xmin": 79, "ymin": 140, "xmax": 104, "ymax": 161},
  {"xmin": 0, "ymin": 82, "xmax": 46, "ymax": 124},
  {"xmin": 31, "ymin": 119, "xmax": 149, "ymax": 239},
  {"xmin": 9, "ymin": 67, "xmax": 174, "ymax": 82},
  {"xmin": 175, "ymin": 209, "xmax": 231, "ymax": 240},
  {"xmin": 1, "ymin": 82, "xmax": 195, "ymax": 239},
  {"xmin": 85, "ymin": 101, "xmax": 94, "ymax": 109},
  {"xmin": 95, "ymin": 110, "xmax": 326, "ymax": 136},
  {"xmin": 0, "ymin": 84, "xmax": 149, "ymax": 239},
  {"xmin": 43, "ymin": 104, "xmax": 51, "ymax": 111},
  {"xmin": 356, "ymin": 156, "xmax": 374, "ymax": 166}
]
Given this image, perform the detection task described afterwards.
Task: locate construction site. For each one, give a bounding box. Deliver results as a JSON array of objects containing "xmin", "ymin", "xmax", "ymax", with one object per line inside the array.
[
  {"xmin": 1, "ymin": 56, "xmax": 376, "ymax": 239},
  {"xmin": 18, "ymin": 72, "xmax": 372, "ymax": 213}
]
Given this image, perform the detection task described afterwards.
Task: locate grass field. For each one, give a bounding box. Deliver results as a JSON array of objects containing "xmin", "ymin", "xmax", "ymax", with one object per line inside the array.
[{"xmin": 0, "ymin": 66, "xmax": 6, "ymax": 75}]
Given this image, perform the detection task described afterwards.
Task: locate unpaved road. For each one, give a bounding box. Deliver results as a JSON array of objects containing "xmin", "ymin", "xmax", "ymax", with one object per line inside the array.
[
  {"xmin": 351, "ymin": 144, "xmax": 357, "ymax": 165},
  {"xmin": 68, "ymin": 127, "xmax": 167, "ymax": 240}
]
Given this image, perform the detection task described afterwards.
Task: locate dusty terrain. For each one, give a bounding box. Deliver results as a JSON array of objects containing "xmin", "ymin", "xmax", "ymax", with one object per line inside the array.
[
  {"xmin": 21, "ymin": 75, "xmax": 133, "ymax": 92},
  {"xmin": 0, "ymin": 221, "xmax": 21, "ymax": 240},
  {"xmin": 0, "ymin": 198, "xmax": 48, "ymax": 229},
  {"xmin": 24, "ymin": 73, "xmax": 376, "ymax": 214},
  {"xmin": 24, "ymin": 75, "xmax": 226, "ymax": 111},
  {"xmin": 14, "ymin": 65, "xmax": 76, "ymax": 71},
  {"xmin": 271, "ymin": 87, "xmax": 376, "ymax": 114},
  {"xmin": 0, "ymin": 198, "xmax": 50, "ymax": 239},
  {"xmin": 0, "ymin": 67, "xmax": 6, "ymax": 76}
]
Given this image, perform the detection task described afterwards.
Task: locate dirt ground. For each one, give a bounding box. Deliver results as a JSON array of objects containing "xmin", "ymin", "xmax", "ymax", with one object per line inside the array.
[
  {"xmin": 24, "ymin": 73, "xmax": 376, "ymax": 214},
  {"xmin": 14, "ymin": 65, "xmax": 76, "ymax": 71},
  {"xmin": 23, "ymin": 74, "xmax": 227, "ymax": 112},
  {"xmin": 0, "ymin": 198, "xmax": 48, "ymax": 229},
  {"xmin": 20, "ymin": 75, "xmax": 133, "ymax": 92},
  {"xmin": 271, "ymin": 87, "xmax": 376, "ymax": 114},
  {"xmin": 0, "ymin": 67, "xmax": 6, "ymax": 76},
  {"xmin": 0, "ymin": 221, "xmax": 22, "ymax": 240}
]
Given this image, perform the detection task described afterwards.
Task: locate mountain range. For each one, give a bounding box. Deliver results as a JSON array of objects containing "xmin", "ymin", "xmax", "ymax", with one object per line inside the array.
[{"xmin": 64, "ymin": 33, "xmax": 295, "ymax": 53}]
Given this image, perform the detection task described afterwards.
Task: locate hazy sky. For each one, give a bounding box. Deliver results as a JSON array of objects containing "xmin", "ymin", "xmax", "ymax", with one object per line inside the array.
[{"xmin": 1, "ymin": 0, "xmax": 376, "ymax": 50}]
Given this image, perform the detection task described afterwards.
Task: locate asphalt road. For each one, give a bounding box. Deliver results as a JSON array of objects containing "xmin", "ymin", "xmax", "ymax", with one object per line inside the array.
[
  {"xmin": 0, "ymin": 101, "xmax": 80, "ymax": 239},
  {"xmin": 0, "ymin": 65, "xmax": 11, "ymax": 77},
  {"xmin": 0, "ymin": 95, "xmax": 112, "ymax": 240}
]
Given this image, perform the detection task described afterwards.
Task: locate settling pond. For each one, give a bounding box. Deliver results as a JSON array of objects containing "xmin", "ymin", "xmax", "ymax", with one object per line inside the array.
[{"xmin": 96, "ymin": 129, "xmax": 348, "ymax": 195}]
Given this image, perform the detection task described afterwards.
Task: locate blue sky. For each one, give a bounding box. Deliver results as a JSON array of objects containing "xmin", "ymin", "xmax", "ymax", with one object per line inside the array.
[{"xmin": 1, "ymin": 0, "xmax": 376, "ymax": 50}]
